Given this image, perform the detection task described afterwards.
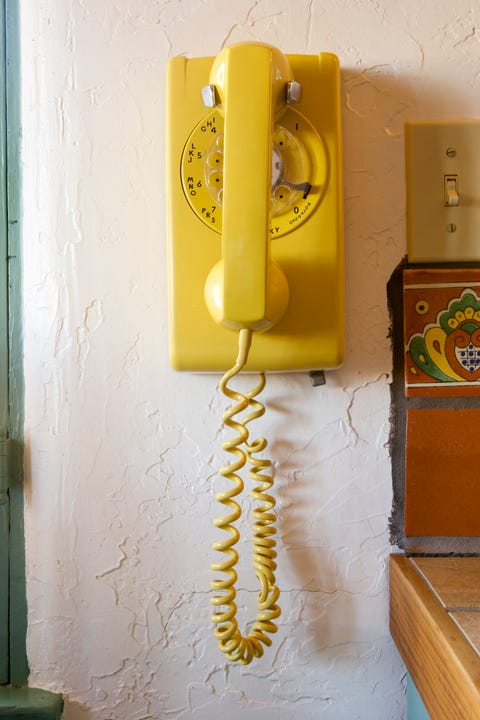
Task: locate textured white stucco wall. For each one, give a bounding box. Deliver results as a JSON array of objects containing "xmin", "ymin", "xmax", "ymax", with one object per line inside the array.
[{"xmin": 19, "ymin": 1, "xmax": 480, "ymax": 718}]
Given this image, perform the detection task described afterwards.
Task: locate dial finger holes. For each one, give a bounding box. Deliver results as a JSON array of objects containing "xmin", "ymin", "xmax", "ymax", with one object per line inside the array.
[
  {"xmin": 273, "ymin": 185, "xmax": 294, "ymax": 208},
  {"xmin": 207, "ymin": 151, "xmax": 223, "ymax": 168},
  {"xmin": 273, "ymin": 129, "xmax": 290, "ymax": 148},
  {"xmin": 205, "ymin": 135, "xmax": 224, "ymax": 204},
  {"xmin": 210, "ymin": 171, "xmax": 223, "ymax": 185},
  {"xmin": 206, "ymin": 172, "xmax": 223, "ymax": 204}
]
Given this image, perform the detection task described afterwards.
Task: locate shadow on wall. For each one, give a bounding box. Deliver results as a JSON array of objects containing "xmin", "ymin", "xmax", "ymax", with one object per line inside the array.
[
  {"xmin": 61, "ymin": 699, "xmax": 139, "ymax": 720},
  {"xmin": 60, "ymin": 700, "xmax": 93, "ymax": 719},
  {"xmin": 338, "ymin": 66, "xmax": 466, "ymax": 384},
  {"xmin": 267, "ymin": 66, "xmax": 468, "ymax": 653}
]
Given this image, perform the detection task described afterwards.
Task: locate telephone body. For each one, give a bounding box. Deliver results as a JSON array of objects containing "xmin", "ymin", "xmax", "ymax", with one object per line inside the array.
[
  {"xmin": 165, "ymin": 44, "xmax": 344, "ymax": 665},
  {"xmin": 166, "ymin": 43, "xmax": 344, "ymax": 372}
]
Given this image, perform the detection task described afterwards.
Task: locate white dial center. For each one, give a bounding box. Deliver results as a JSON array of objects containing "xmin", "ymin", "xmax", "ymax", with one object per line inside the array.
[{"xmin": 271, "ymin": 146, "xmax": 284, "ymax": 189}]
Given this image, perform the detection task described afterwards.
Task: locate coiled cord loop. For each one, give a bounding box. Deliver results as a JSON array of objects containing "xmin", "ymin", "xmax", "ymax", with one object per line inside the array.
[{"xmin": 211, "ymin": 329, "xmax": 281, "ymax": 664}]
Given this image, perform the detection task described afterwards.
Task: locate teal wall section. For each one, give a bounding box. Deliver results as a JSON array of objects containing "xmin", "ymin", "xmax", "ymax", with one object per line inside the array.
[{"xmin": 407, "ymin": 675, "xmax": 430, "ymax": 720}]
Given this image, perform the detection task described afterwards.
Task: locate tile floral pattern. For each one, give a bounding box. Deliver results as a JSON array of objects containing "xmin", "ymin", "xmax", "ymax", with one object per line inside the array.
[{"xmin": 404, "ymin": 268, "xmax": 480, "ymax": 396}]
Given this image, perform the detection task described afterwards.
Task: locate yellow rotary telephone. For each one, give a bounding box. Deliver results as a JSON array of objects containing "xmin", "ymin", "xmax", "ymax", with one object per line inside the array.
[{"xmin": 166, "ymin": 42, "xmax": 344, "ymax": 664}]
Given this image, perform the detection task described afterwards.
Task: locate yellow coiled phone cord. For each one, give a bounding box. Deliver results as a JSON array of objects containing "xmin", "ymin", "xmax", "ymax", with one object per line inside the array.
[{"xmin": 211, "ymin": 328, "xmax": 281, "ymax": 664}]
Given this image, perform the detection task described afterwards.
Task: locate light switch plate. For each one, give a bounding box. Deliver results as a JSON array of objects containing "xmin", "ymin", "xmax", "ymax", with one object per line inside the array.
[{"xmin": 406, "ymin": 119, "xmax": 480, "ymax": 262}]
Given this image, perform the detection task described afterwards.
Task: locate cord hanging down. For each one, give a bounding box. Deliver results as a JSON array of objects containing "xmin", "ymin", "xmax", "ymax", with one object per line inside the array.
[{"xmin": 210, "ymin": 328, "xmax": 281, "ymax": 665}]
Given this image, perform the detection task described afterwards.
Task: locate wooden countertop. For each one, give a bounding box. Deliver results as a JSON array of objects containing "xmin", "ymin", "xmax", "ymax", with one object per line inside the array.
[{"xmin": 390, "ymin": 555, "xmax": 480, "ymax": 720}]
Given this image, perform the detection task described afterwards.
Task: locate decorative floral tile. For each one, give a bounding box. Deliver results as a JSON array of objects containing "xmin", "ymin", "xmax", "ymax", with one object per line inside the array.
[{"xmin": 404, "ymin": 268, "xmax": 480, "ymax": 397}]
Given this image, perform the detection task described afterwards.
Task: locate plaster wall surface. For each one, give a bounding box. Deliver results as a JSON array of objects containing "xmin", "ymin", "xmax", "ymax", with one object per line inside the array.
[{"xmin": 19, "ymin": 1, "xmax": 480, "ymax": 718}]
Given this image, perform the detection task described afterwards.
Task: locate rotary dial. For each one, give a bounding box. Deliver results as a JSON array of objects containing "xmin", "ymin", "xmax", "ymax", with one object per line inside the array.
[{"xmin": 181, "ymin": 107, "xmax": 326, "ymax": 238}]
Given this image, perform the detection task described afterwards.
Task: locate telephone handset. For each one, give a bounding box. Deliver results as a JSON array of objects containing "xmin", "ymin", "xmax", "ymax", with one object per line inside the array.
[{"xmin": 166, "ymin": 43, "xmax": 344, "ymax": 664}]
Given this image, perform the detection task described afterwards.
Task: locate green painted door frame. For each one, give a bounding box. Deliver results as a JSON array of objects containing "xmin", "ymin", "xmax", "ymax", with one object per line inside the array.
[
  {"xmin": 0, "ymin": 3, "xmax": 63, "ymax": 715},
  {"xmin": 0, "ymin": 0, "xmax": 28, "ymax": 686},
  {"xmin": 0, "ymin": 0, "xmax": 12, "ymax": 685}
]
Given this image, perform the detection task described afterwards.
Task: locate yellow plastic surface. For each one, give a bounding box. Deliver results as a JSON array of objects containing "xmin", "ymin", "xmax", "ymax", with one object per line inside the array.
[
  {"xmin": 166, "ymin": 45, "xmax": 344, "ymax": 371},
  {"xmin": 216, "ymin": 44, "xmax": 272, "ymax": 329}
]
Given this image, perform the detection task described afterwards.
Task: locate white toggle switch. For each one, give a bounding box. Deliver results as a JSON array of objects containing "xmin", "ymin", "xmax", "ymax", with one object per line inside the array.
[
  {"xmin": 444, "ymin": 174, "xmax": 459, "ymax": 206},
  {"xmin": 406, "ymin": 119, "xmax": 480, "ymax": 262}
]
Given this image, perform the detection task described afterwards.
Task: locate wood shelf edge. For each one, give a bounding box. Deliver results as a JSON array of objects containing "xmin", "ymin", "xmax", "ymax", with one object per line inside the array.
[{"xmin": 390, "ymin": 554, "xmax": 480, "ymax": 720}]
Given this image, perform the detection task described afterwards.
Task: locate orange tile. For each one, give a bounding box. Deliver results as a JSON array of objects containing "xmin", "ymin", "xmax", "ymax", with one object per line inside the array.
[{"xmin": 405, "ymin": 408, "xmax": 480, "ymax": 536}]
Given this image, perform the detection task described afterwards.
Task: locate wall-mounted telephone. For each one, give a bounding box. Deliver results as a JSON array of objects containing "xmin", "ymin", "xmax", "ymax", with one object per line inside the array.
[{"xmin": 166, "ymin": 42, "xmax": 344, "ymax": 664}]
